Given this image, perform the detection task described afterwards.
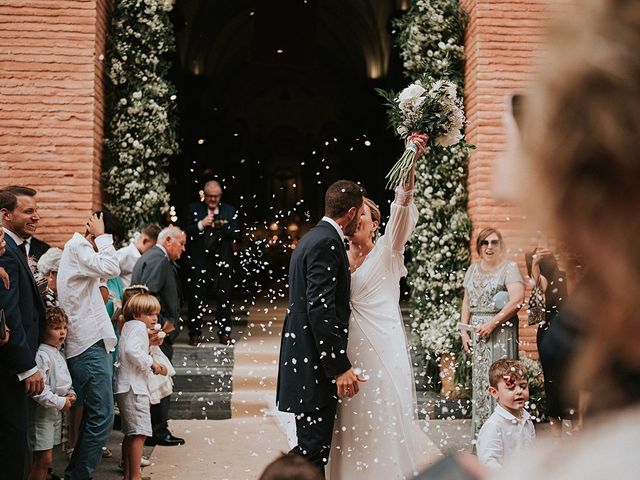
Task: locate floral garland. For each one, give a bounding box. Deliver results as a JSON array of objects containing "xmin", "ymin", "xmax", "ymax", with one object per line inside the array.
[
  {"xmin": 104, "ymin": 0, "xmax": 180, "ymax": 235},
  {"xmin": 393, "ymin": 0, "xmax": 472, "ymax": 355}
]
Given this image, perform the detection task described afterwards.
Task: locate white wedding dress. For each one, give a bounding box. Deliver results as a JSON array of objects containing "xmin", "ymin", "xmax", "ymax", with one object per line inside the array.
[{"xmin": 327, "ymin": 188, "xmax": 436, "ymax": 480}]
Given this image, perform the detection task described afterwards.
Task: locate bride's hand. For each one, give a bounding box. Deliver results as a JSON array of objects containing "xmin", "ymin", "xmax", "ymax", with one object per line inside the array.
[{"xmin": 408, "ymin": 133, "xmax": 429, "ymax": 159}]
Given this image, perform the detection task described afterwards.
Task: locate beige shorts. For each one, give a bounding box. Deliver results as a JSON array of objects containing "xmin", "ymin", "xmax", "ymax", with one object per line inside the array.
[{"xmin": 116, "ymin": 389, "xmax": 152, "ymax": 437}]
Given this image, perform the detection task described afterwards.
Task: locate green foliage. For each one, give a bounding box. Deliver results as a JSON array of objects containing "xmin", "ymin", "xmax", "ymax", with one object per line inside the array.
[
  {"xmin": 391, "ymin": 1, "xmax": 472, "ymax": 371},
  {"xmin": 103, "ymin": 0, "xmax": 180, "ymax": 235},
  {"xmin": 520, "ymin": 357, "xmax": 548, "ymax": 422}
]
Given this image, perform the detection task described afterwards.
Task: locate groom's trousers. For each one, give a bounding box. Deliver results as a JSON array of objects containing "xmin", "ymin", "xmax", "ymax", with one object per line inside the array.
[{"xmin": 291, "ymin": 400, "xmax": 338, "ymax": 476}]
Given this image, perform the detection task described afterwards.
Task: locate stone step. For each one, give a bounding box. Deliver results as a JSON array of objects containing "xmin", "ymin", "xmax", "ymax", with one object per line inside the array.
[
  {"xmin": 173, "ymin": 366, "xmax": 232, "ymax": 393},
  {"xmin": 172, "ymin": 344, "xmax": 234, "ymax": 368},
  {"xmin": 169, "ymin": 391, "xmax": 232, "ymax": 420}
]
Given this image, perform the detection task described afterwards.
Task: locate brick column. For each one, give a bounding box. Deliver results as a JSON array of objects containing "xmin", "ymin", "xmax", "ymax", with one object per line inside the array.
[
  {"xmin": 0, "ymin": 0, "xmax": 113, "ymax": 246},
  {"xmin": 460, "ymin": 0, "xmax": 561, "ymax": 358}
]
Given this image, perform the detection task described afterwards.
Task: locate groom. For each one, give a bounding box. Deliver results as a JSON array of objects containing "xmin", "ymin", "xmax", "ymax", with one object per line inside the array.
[{"xmin": 277, "ymin": 180, "xmax": 366, "ymax": 475}]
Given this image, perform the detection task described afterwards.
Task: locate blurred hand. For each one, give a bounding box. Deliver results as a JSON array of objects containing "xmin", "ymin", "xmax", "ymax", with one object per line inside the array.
[
  {"xmin": 0, "ymin": 327, "xmax": 10, "ymax": 347},
  {"xmin": 532, "ymin": 247, "xmax": 553, "ymax": 264},
  {"xmin": 149, "ymin": 331, "xmax": 165, "ymax": 346},
  {"xmin": 409, "ymin": 133, "xmax": 429, "ymax": 158},
  {"xmin": 24, "ymin": 370, "xmax": 45, "ymax": 395},
  {"xmin": 0, "ymin": 266, "xmax": 9, "ymax": 289},
  {"xmin": 475, "ymin": 321, "xmax": 496, "ymax": 338},
  {"xmin": 151, "ymin": 362, "xmax": 164, "ymax": 375},
  {"xmin": 62, "ymin": 394, "xmax": 76, "ymax": 411},
  {"xmin": 461, "ymin": 332, "xmax": 472, "ymax": 353},
  {"xmin": 87, "ymin": 212, "xmax": 105, "ymax": 237},
  {"xmin": 201, "ymin": 214, "xmax": 214, "ymax": 228},
  {"xmin": 335, "ymin": 368, "xmax": 367, "ymax": 398}
]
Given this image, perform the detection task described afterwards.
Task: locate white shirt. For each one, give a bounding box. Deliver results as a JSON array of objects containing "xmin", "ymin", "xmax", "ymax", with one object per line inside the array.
[
  {"xmin": 320, "ymin": 216, "xmax": 346, "ymax": 243},
  {"xmin": 3, "ymin": 227, "xmax": 39, "ymax": 381},
  {"xmin": 57, "ymin": 232, "xmax": 120, "ymax": 358},
  {"xmin": 114, "ymin": 320, "xmax": 153, "ymax": 396},
  {"xmin": 116, "ymin": 243, "xmax": 141, "ymax": 288},
  {"xmin": 3, "ymin": 228, "xmax": 29, "ymax": 255},
  {"xmin": 476, "ymin": 404, "xmax": 536, "ymax": 469},
  {"xmin": 31, "ymin": 343, "xmax": 74, "ymax": 410}
]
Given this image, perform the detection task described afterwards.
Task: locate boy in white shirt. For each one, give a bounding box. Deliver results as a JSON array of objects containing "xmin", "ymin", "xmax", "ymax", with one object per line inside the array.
[
  {"xmin": 57, "ymin": 211, "xmax": 122, "ymax": 478},
  {"xmin": 28, "ymin": 306, "xmax": 76, "ymax": 480},
  {"xmin": 115, "ymin": 292, "xmax": 165, "ymax": 480},
  {"xmin": 477, "ymin": 359, "xmax": 536, "ymax": 469}
]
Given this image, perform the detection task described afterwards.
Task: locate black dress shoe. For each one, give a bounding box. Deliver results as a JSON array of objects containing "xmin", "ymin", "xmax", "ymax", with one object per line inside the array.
[{"xmin": 148, "ymin": 434, "xmax": 185, "ymax": 446}]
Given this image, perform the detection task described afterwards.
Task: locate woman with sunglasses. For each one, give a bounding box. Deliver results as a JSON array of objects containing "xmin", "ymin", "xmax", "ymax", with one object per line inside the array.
[{"xmin": 459, "ymin": 227, "xmax": 525, "ymax": 441}]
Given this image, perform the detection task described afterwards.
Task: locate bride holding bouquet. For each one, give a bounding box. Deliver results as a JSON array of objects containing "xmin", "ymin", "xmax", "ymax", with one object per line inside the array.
[{"xmin": 328, "ymin": 133, "xmax": 437, "ymax": 480}]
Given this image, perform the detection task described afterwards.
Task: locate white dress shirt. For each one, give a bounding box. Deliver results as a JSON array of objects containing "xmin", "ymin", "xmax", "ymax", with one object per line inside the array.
[
  {"xmin": 57, "ymin": 232, "xmax": 120, "ymax": 358},
  {"xmin": 3, "ymin": 227, "xmax": 39, "ymax": 381},
  {"xmin": 31, "ymin": 344, "xmax": 74, "ymax": 410},
  {"xmin": 114, "ymin": 320, "xmax": 153, "ymax": 396},
  {"xmin": 116, "ymin": 243, "xmax": 141, "ymax": 288},
  {"xmin": 320, "ymin": 216, "xmax": 346, "ymax": 243},
  {"xmin": 477, "ymin": 404, "xmax": 536, "ymax": 469}
]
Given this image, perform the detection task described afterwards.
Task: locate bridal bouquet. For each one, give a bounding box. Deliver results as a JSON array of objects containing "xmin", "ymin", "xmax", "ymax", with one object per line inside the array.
[{"xmin": 377, "ymin": 76, "xmax": 465, "ymax": 189}]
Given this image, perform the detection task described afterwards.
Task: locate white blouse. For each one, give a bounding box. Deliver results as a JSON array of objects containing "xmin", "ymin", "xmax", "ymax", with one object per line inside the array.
[
  {"xmin": 31, "ymin": 344, "xmax": 74, "ymax": 411},
  {"xmin": 57, "ymin": 232, "xmax": 120, "ymax": 358},
  {"xmin": 115, "ymin": 320, "xmax": 153, "ymax": 396}
]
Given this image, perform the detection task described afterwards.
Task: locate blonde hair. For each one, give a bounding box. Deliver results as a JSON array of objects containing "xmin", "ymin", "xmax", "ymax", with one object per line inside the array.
[
  {"xmin": 521, "ymin": 0, "xmax": 640, "ymax": 410},
  {"xmin": 364, "ymin": 197, "xmax": 381, "ymax": 242},
  {"xmin": 122, "ymin": 292, "xmax": 161, "ymax": 322},
  {"xmin": 488, "ymin": 359, "xmax": 528, "ymax": 389}
]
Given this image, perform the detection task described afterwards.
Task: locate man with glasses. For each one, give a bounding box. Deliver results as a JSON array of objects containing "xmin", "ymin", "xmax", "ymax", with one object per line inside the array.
[{"xmin": 184, "ymin": 180, "xmax": 240, "ymax": 345}]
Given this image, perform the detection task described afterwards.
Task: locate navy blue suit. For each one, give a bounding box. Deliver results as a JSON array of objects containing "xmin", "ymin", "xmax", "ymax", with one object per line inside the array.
[
  {"xmin": 276, "ymin": 220, "xmax": 352, "ymax": 473},
  {"xmin": 184, "ymin": 202, "xmax": 240, "ymax": 337},
  {"xmin": 0, "ymin": 233, "xmax": 45, "ymax": 479}
]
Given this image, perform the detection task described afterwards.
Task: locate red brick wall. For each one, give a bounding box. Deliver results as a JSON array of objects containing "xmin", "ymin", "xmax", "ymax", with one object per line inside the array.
[
  {"xmin": 459, "ymin": 0, "xmax": 564, "ymax": 358},
  {"xmin": 0, "ymin": 0, "xmax": 112, "ymax": 247}
]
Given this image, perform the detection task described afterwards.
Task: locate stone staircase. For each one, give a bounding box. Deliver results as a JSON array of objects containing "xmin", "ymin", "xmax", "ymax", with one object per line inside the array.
[{"xmin": 170, "ymin": 342, "xmax": 234, "ymax": 420}]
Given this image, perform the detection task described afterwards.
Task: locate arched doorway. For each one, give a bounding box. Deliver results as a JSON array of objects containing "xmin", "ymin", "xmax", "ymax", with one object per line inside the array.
[{"xmin": 168, "ymin": 0, "xmax": 409, "ymax": 293}]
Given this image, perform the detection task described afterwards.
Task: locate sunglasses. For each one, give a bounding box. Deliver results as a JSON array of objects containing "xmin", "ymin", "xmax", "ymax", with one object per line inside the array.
[{"xmin": 480, "ymin": 239, "xmax": 500, "ymax": 247}]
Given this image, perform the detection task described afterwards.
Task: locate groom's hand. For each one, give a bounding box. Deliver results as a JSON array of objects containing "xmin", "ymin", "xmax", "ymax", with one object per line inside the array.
[{"xmin": 335, "ymin": 368, "xmax": 367, "ymax": 398}]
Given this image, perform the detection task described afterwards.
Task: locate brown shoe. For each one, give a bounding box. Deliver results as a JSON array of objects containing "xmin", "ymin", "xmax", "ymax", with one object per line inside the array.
[
  {"xmin": 219, "ymin": 334, "xmax": 233, "ymax": 345},
  {"xmin": 188, "ymin": 335, "xmax": 201, "ymax": 346}
]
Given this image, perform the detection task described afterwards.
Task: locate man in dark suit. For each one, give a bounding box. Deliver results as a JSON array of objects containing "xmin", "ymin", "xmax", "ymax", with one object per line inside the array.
[
  {"xmin": 27, "ymin": 236, "xmax": 50, "ymax": 262},
  {"xmin": 131, "ymin": 226, "xmax": 186, "ymax": 447},
  {"xmin": 184, "ymin": 180, "xmax": 240, "ymax": 345},
  {"xmin": 0, "ymin": 186, "xmax": 46, "ymax": 479},
  {"xmin": 276, "ymin": 180, "xmax": 366, "ymax": 475}
]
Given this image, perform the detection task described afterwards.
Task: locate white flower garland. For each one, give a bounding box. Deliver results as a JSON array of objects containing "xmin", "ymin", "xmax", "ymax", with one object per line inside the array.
[
  {"xmin": 394, "ymin": 1, "xmax": 472, "ymax": 355},
  {"xmin": 104, "ymin": 0, "xmax": 180, "ymax": 235}
]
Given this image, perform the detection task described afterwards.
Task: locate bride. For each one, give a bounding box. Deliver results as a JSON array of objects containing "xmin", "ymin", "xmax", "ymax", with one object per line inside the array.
[{"xmin": 328, "ymin": 134, "xmax": 433, "ymax": 479}]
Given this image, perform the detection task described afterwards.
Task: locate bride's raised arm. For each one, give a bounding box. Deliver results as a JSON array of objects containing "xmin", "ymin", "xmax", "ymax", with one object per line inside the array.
[{"xmin": 385, "ymin": 133, "xmax": 428, "ymax": 252}]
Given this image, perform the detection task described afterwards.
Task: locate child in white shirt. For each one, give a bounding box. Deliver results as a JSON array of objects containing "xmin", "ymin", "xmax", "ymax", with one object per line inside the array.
[
  {"xmin": 28, "ymin": 307, "xmax": 76, "ymax": 480},
  {"xmin": 476, "ymin": 359, "xmax": 536, "ymax": 469},
  {"xmin": 115, "ymin": 292, "xmax": 164, "ymax": 480}
]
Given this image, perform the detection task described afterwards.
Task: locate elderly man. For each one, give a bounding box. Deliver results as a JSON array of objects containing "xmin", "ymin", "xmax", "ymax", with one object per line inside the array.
[
  {"xmin": 131, "ymin": 226, "xmax": 186, "ymax": 447},
  {"xmin": 184, "ymin": 180, "xmax": 240, "ymax": 345},
  {"xmin": 0, "ymin": 186, "xmax": 46, "ymax": 479}
]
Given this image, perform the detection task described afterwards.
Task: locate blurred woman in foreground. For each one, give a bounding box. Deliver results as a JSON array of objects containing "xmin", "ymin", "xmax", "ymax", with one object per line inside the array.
[{"xmin": 497, "ymin": 0, "xmax": 640, "ymax": 477}]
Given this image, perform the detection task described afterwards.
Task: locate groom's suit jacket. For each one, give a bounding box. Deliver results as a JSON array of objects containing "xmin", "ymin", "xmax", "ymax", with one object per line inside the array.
[{"xmin": 277, "ymin": 220, "xmax": 352, "ymax": 413}]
